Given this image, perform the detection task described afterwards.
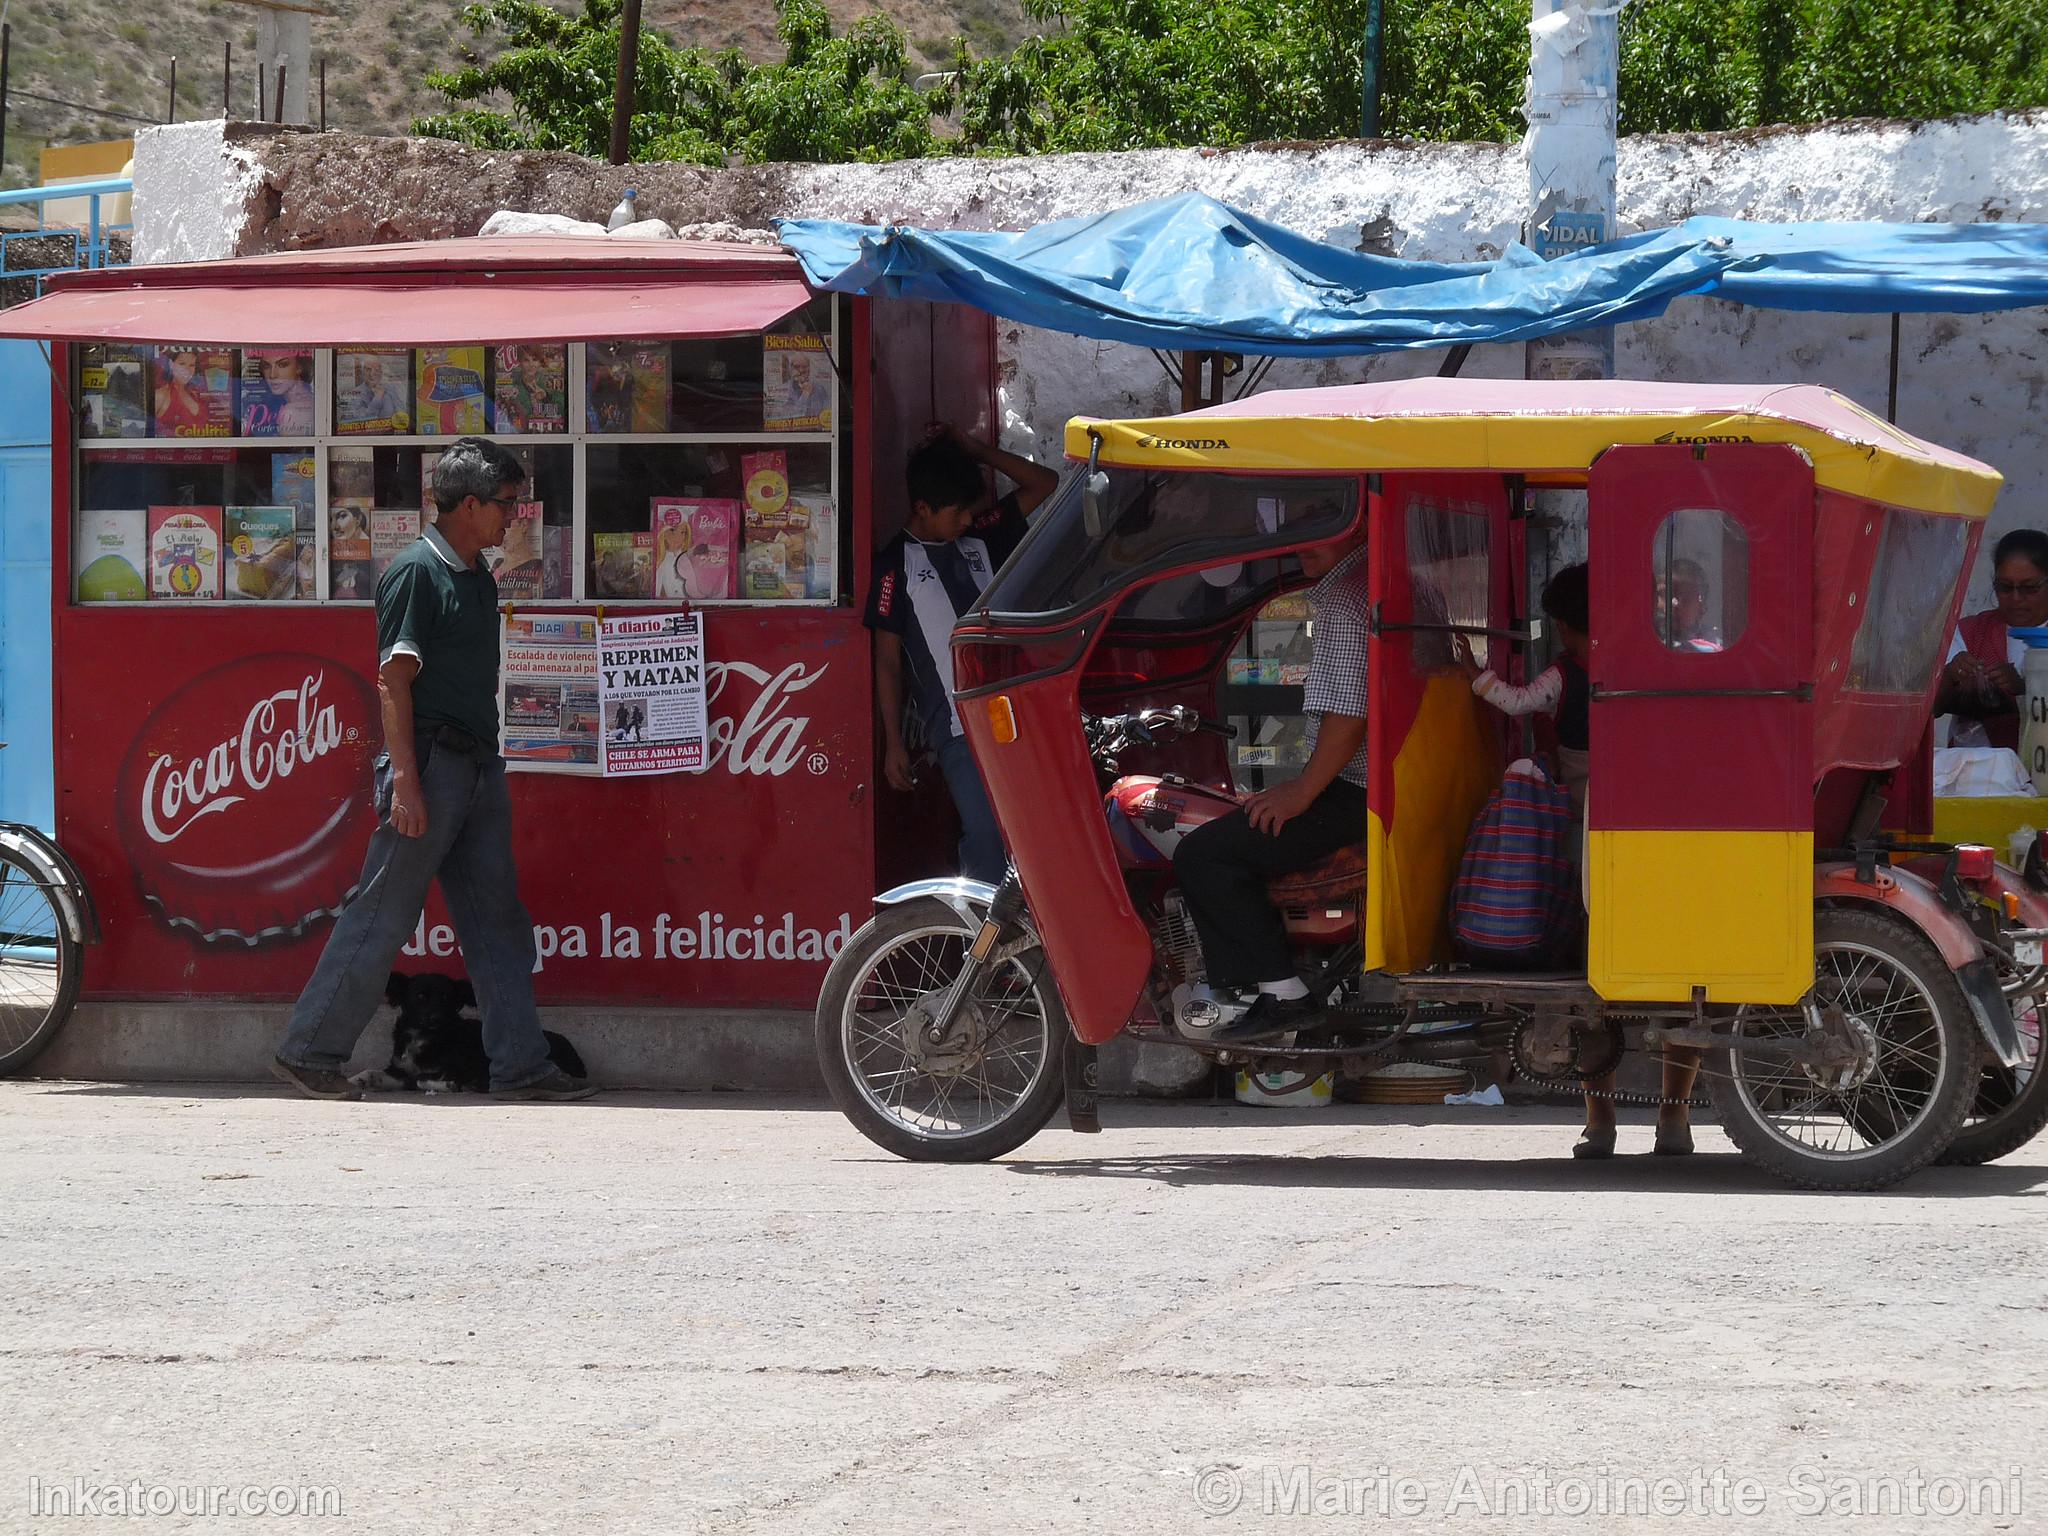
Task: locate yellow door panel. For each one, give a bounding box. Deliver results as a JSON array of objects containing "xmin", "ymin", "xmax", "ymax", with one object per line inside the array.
[{"xmin": 1588, "ymin": 830, "xmax": 1813, "ymax": 1004}]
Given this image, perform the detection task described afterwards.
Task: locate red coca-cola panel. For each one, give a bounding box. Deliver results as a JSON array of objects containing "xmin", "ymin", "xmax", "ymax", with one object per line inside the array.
[{"xmin": 58, "ymin": 605, "xmax": 876, "ymax": 1006}]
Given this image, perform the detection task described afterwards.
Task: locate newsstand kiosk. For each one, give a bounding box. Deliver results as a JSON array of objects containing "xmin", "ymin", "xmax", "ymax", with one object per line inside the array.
[{"xmin": 1, "ymin": 237, "xmax": 995, "ymax": 1053}]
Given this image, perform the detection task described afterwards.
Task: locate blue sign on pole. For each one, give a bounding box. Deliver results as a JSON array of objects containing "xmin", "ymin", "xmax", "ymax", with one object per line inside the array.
[{"xmin": 1535, "ymin": 211, "xmax": 1609, "ymax": 261}]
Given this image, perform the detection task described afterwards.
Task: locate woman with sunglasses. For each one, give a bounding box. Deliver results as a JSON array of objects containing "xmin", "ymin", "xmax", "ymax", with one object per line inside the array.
[{"xmin": 1936, "ymin": 528, "xmax": 2048, "ymax": 749}]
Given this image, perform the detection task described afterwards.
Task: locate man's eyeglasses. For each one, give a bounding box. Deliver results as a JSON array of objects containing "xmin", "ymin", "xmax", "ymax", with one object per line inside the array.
[
  {"xmin": 1993, "ymin": 578, "xmax": 2047, "ymax": 598},
  {"xmin": 478, "ymin": 495, "xmax": 519, "ymax": 512}
]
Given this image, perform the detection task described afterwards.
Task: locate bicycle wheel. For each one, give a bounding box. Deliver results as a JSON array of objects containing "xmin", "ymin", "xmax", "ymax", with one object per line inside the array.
[{"xmin": 0, "ymin": 848, "xmax": 84, "ymax": 1076}]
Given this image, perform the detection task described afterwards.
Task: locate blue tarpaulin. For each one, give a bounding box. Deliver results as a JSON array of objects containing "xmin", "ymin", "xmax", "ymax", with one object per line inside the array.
[{"xmin": 774, "ymin": 192, "xmax": 2048, "ymax": 356}]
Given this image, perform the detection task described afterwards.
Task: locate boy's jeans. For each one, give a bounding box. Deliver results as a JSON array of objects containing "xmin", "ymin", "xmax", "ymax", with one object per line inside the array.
[
  {"xmin": 278, "ymin": 735, "xmax": 554, "ymax": 1090},
  {"xmin": 934, "ymin": 732, "xmax": 1008, "ymax": 885}
]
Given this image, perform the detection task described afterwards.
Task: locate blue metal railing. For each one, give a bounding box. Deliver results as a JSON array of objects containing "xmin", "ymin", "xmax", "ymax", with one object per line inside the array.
[{"xmin": 0, "ymin": 176, "xmax": 132, "ymax": 297}]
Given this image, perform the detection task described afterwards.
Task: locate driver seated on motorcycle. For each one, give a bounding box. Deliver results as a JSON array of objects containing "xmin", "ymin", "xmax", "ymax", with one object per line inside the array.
[{"xmin": 1172, "ymin": 522, "xmax": 1371, "ymax": 1043}]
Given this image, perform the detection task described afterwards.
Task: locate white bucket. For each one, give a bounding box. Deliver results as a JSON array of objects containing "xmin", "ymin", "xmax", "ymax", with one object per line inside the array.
[{"xmin": 1234, "ymin": 1068, "xmax": 1334, "ymax": 1107}]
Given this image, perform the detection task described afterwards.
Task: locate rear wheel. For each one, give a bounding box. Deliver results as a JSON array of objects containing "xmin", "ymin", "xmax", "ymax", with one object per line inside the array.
[
  {"xmin": 1938, "ymin": 990, "xmax": 2048, "ymax": 1166},
  {"xmin": 1708, "ymin": 908, "xmax": 1974, "ymax": 1190},
  {"xmin": 815, "ymin": 899, "xmax": 1068, "ymax": 1162},
  {"xmin": 0, "ymin": 849, "xmax": 83, "ymax": 1077}
]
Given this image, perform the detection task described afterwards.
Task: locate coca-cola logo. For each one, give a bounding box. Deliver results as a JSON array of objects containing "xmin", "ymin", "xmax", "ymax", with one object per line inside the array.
[
  {"xmin": 118, "ymin": 654, "xmax": 379, "ymax": 947},
  {"xmin": 704, "ymin": 661, "xmax": 825, "ymax": 777}
]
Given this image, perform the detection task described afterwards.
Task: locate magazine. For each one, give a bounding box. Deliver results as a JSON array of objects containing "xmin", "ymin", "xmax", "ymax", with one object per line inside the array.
[
  {"xmin": 271, "ymin": 454, "xmax": 318, "ymax": 597},
  {"xmin": 542, "ymin": 523, "xmax": 571, "ymax": 600},
  {"xmin": 239, "ymin": 349, "xmax": 316, "ymax": 437},
  {"xmin": 762, "ymin": 333, "xmax": 833, "ymax": 431},
  {"xmin": 740, "ymin": 452, "xmax": 801, "ymax": 600},
  {"xmin": 148, "ymin": 506, "xmax": 222, "ymax": 599},
  {"xmin": 650, "ymin": 498, "xmax": 739, "ymax": 602},
  {"xmin": 591, "ymin": 531, "xmax": 654, "ymax": 598},
  {"xmin": 328, "ymin": 441, "xmax": 374, "ymax": 601},
  {"xmin": 417, "ymin": 346, "xmax": 488, "ymax": 436},
  {"xmin": 225, "ymin": 506, "xmax": 299, "ymax": 600},
  {"xmin": 334, "ymin": 347, "xmax": 413, "ymax": 434},
  {"xmin": 75, "ymin": 508, "xmax": 148, "ymax": 601},
  {"xmin": 79, "ymin": 345, "xmax": 149, "ymax": 439},
  {"xmin": 490, "ymin": 501, "xmax": 545, "ymax": 599},
  {"xmin": 586, "ymin": 341, "xmax": 670, "ymax": 433},
  {"xmin": 151, "ymin": 349, "xmax": 234, "ymax": 438},
  {"xmin": 372, "ymin": 508, "xmax": 421, "ymax": 579},
  {"xmin": 492, "ymin": 345, "xmax": 568, "ymax": 434}
]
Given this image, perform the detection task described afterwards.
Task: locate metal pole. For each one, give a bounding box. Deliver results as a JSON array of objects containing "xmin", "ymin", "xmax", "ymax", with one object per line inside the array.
[
  {"xmin": 167, "ymin": 57, "xmax": 177, "ymax": 122},
  {"xmin": 607, "ymin": 0, "xmax": 644, "ymax": 165},
  {"xmin": 319, "ymin": 56, "xmax": 326, "ymax": 131},
  {"xmin": 223, "ymin": 41, "xmax": 231, "ymax": 117},
  {"xmin": 1887, "ymin": 312, "xmax": 1901, "ymax": 424},
  {"xmin": 1360, "ymin": 0, "xmax": 1383, "ymax": 138},
  {"xmin": 1522, "ymin": 0, "xmax": 1620, "ymax": 381},
  {"xmin": 257, "ymin": 64, "xmax": 265, "ymax": 121},
  {"xmin": 273, "ymin": 64, "xmax": 286, "ymax": 124}
]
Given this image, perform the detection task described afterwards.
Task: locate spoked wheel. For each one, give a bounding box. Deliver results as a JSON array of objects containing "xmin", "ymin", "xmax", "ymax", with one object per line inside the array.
[
  {"xmin": 1708, "ymin": 908, "xmax": 1975, "ymax": 1190},
  {"xmin": 1939, "ymin": 986, "xmax": 2048, "ymax": 1166},
  {"xmin": 815, "ymin": 898, "xmax": 1068, "ymax": 1162},
  {"xmin": 0, "ymin": 849, "xmax": 84, "ymax": 1076}
]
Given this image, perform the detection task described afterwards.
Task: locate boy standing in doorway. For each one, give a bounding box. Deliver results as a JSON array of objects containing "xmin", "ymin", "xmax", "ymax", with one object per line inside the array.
[{"xmin": 865, "ymin": 423, "xmax": 1058, "ymax": 884}]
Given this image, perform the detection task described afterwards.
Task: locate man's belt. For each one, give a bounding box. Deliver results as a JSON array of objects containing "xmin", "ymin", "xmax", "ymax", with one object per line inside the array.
[{"xmin": 419, "ymin": 722, "xmax": 491, "ymax": 759}]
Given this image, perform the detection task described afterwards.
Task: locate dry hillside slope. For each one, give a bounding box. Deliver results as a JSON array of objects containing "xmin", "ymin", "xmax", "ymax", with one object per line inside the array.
[{"xmin": 5, "ymin": 0, "xmax": 1031, "ymax": 187}]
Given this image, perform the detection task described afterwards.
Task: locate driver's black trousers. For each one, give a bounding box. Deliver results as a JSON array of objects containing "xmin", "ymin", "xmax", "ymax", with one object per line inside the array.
[{"xmin": 1171, "ymin": 779, "xmax": 1367, "ymax": 989}]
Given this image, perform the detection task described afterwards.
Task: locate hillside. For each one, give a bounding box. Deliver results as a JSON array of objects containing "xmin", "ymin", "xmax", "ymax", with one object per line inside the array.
[{"xmin": 3, "ymin": 0, "xmax": 1036, "ymax": 188}]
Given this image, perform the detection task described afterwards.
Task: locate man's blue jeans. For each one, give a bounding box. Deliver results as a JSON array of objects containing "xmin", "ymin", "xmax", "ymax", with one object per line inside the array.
[
  {"xmin": 279, "ymin": 735, "xmax": 554, "ymax": 1090},
  {"xmin": 934, "ymin": 732, "xmax": 1008, "ymax": 886}
]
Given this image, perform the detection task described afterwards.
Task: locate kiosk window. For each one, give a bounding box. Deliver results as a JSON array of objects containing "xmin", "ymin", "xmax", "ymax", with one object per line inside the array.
[
  {"xmin": 68, "ymin": 303, "xmax": 846, "ymax": 606},
  {"xmin": 1653, "ymin": 508, "xmax": 1748, "ymax": 653}
]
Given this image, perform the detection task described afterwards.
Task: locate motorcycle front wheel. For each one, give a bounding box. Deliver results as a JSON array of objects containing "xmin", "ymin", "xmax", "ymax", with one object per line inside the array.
[{"xmin": 815, "ymin": 898, "xmax": 1069, "ymax": 1162}]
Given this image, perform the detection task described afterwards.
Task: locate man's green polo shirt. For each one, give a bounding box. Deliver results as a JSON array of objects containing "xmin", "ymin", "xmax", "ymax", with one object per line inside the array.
[{"xmin": 376, "ymin": 524, "xmax": 500, "ymax": 746}]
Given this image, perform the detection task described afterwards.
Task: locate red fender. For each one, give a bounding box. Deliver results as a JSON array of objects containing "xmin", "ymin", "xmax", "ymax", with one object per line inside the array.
[{"xmin": 1813, "ymin": 862, "xmax": 1980, "ymax": 970}]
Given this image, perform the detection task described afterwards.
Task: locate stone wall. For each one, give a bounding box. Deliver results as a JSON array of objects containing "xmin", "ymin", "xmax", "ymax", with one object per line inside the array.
[{"xmin": 134, "ymin": 112, "xmax": 2048, "ymax": 599}]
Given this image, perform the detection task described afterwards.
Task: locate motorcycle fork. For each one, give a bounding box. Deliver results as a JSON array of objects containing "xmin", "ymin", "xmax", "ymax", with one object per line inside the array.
[{"xmin": 923, "ymin": 872, "xmax": 1028, "ymax": 1044}]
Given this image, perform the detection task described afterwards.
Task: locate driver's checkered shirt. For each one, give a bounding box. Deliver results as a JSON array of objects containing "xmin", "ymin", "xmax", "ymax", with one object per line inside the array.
[{"xmin": 1301, "ymin": 545, "xmax": 1371, "ymax": 788}]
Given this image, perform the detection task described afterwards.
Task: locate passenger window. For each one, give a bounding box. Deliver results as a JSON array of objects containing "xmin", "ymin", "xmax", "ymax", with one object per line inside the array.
[
  {"xmin": 1406, "ymin": 493, "xmax": 1491, "ymax": 672},
  {"xmin": 1653, "ymin": 509, "xmax": 1748, "ymax": 653},
  {"xmin": 1848, "ymin": 509, "xmax": 1969, "ymax": 692}
]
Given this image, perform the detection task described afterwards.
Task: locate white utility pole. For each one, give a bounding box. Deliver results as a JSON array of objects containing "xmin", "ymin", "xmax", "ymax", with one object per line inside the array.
[
  {"xmin": 1522, "ymin": 0, "xmax": 1623, "ymax": 380},
  {"xmin": 219, "ymin": 0, "xmax": 329, "ymax": 124}
]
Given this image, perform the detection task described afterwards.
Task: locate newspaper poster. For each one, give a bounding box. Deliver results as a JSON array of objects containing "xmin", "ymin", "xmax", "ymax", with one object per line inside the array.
[
  {"xmin": 597, "ymin": 611, "xmax": 708, "ymax": 776},
  {"xmin": 500, "ymin": 614, "xmax": 602, "ymax": 773}
]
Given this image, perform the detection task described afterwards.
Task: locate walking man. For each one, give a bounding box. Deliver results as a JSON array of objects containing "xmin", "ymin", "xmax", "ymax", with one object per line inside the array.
[{"xmin": 272, "ymin": 437, "xmax": 596, "ymax": 1101}]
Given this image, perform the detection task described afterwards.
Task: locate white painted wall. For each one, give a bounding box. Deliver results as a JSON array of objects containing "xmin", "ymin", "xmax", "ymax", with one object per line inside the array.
[{"xmin": 133, "ymin": 111, "xmax": 2048, "ymax": 599}]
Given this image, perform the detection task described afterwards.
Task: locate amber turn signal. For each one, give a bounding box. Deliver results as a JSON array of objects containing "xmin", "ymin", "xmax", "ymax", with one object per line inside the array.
[
  {"xmin": 2004, "ymin": 890, "xmax": 2023, "ymax": 921},
  {"xmin": 988, "ymin": 695, "xmax": 1018, "ymax": 744}
]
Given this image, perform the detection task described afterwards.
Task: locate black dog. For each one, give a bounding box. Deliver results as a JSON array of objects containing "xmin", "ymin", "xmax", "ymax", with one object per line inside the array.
[{"xmin": 352, "ymin": 971, "xmax": 586, "ymax": 1093}]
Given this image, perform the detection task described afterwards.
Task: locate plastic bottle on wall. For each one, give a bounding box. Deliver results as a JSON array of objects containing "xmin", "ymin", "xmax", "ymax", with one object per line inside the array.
[{"xmin": 607, "ymin": 189, "xmax": 640, "ymax": 232}]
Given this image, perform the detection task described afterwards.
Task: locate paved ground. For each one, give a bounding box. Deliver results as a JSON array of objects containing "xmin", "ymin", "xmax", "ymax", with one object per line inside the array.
[{"xmin": 3, "ymin": 1083, "xmax": 2043, "ymax": 1533}]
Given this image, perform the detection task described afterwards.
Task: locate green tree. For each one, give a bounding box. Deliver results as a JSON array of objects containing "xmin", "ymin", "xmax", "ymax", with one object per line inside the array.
[
  {"xmin": 414, "ymin": 0, "xmax": 943, "ymax": 165},
  {"xmin": 415, "ymin": 0, "xmax": 2048, "ymax": 166}
]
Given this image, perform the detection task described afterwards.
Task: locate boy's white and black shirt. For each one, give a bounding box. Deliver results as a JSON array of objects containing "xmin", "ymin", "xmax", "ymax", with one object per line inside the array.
[{"xmin": 864, "ymin": 492, "xmax": 1027, "ymax": 743}]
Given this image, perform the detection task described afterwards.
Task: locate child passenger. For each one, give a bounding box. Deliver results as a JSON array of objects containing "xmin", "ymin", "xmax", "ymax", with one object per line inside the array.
[{"xmin": 1461, "ymin": 562, "xmax": 1701, "ymax": 1161}]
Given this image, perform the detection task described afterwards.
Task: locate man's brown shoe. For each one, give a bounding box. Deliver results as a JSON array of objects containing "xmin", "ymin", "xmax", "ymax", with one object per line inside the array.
[
  {"xmin": 490, "ymin": 1066, "xmax": 599, "ymax": 1102},
  {"xmin": 271, "ymin": 1057, "xmax": 363, "ymax": 1101}
]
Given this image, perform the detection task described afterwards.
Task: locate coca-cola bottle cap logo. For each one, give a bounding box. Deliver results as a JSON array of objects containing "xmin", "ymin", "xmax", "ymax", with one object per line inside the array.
[{"xmin": 116, "ymin": 654, "xmax": 378, "ymax": 947}]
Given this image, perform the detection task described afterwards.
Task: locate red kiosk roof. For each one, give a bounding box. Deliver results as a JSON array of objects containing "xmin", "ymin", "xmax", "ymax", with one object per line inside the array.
[{"xmin": 0, "ymin": 236, "xmax": 814, "ymax": 346}]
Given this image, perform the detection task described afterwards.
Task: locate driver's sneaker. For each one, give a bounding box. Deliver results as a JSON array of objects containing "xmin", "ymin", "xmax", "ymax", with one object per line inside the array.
[
  {"xmin": 490, "ymin": 1066, "xmax": 600, "ymax": 1102},
  {"xmin": 1207, "ymin": 993, "xmax": 1326, "ymax": 1044}
]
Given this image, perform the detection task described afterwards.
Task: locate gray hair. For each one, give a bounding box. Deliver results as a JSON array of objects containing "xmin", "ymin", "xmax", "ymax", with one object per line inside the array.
[{"xmin": 431, "ymin": 436, "xmax": 527, "ymax": 517}]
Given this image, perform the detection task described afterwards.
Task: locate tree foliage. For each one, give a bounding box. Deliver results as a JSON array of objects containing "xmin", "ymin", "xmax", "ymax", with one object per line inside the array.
[
  {"xmin": 414, "ymin": 0, "xmax": 2048, "ymax": 165},
  {"xmin": 413, "ymin": 0, "xmax": 942, "ymax": 165}
]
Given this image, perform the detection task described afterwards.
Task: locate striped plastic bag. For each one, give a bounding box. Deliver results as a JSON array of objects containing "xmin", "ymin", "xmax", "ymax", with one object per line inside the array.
[{"xmin": 1450, "ymin": 759, "xmax": 1580, "ymax": 967}]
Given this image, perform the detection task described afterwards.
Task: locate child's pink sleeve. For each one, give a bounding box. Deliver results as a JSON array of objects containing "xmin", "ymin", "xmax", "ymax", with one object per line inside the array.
[{"xmin": 1471, "ymin": 663, "xmax": 1564, "ymax": 718}]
